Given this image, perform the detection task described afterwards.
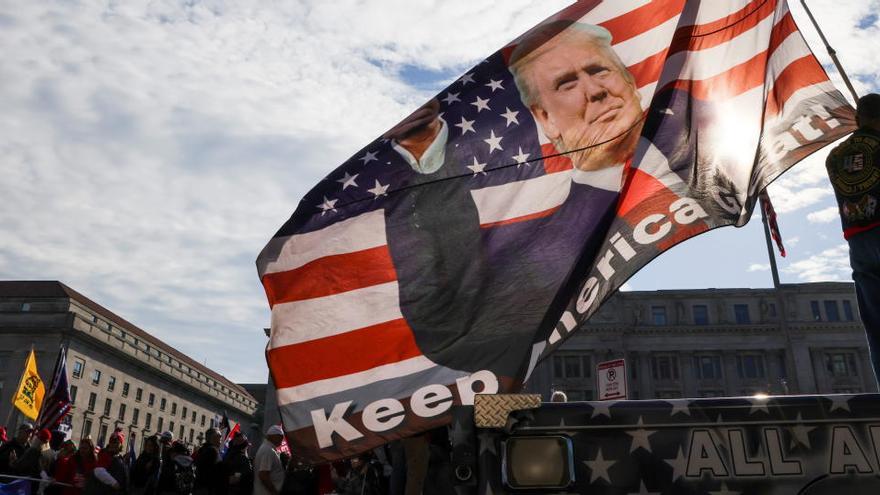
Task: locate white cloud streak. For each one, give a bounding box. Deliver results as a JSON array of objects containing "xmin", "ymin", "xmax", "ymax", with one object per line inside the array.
[
  {"xmin": 0, "ymin": 1, "xmax": 571, "ymax": 382},
  {"xmin": 783, "ymin": 244, "xmax": 851, "ymax": 282},
  {"xmin": 807, "ymin": 206, "xmax": 841, "ymax": 224}
]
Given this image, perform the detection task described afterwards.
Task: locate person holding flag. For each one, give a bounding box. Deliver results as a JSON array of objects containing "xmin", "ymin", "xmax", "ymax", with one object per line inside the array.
[{"xmin": 826, "ymin": 93, "xmax": 880, "ymax": 377}]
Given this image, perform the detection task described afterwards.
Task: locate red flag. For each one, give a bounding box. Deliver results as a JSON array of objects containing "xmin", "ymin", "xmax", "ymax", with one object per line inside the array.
[
  {"xmin": 760, "ymin": 190, "xmax": 786, "ymax": 257},
  {"xmin": 258, "ymin": 0, "xmax": 854, "ymax": 462}
]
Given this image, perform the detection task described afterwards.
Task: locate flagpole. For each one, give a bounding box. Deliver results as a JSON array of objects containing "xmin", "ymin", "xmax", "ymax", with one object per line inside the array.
[
  {"xmin": 800, "ymin": 0, "xmax": 860, "ymax": 103},
  {"xmin": 761, "ymin": 202, "xmax": 781, "ymax": 288}
]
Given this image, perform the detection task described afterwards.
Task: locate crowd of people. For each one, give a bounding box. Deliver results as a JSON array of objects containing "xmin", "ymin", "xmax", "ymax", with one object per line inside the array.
[{"xmin": 0, "ymin": 422, "xmax": 443, "ymax": 495}]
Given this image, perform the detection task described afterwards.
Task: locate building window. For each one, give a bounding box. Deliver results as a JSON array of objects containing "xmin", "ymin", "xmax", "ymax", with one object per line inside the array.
[
  {"xmin": 118, "ymin": 403, "xmax": 126, "ymax": 422},
  {"xmin": 200, "ymin": 415, "xmax": 206, "ymax": 427},
  {"xmin": 72, "ymin": 359, "xmax": 85, "ymax": 379},
  {"xmin": 160, "ymin": 398, "xmax": 166, "ymax": 411},
  {"xmin": 693, "ymin": 305, "xmax": 709, "ymax": 325},
  {"xmin": 122, "ymin": 382, "xmax": 130, "ymax": 397},
  {"xmin": 148, "ymin": 393, "xmax": 155, "ymax": 407},
  {"xmin": 734, "ymin": 304, "xmax": 751, "ymax": 324},
  {"xmin": 157, "ymin": 417, "xmax": 164, "ymax": 432},
  {"xmin": 107, "ymin": 376, "xmax": 116, "ymax": 392},
  {"xmin": 145, "ymin": 413, "xmax": 152, "ymax": 431},
  {"xmin": 777, "ymin": 352, "xmax": 788, "ymax": 380},
  {"xmin": 182, "ymin": 407, "xmax": 188, "ymax": 421},
  {"xmin": 82, "ymin": 419, "xmax": 93, "ymax": 441},
  {"xmin": 824, "ymin": 301, "xmax": 841, "ymax": 322},
  {"xmin": 810, "ymin": 301, "xmax": 821, "ymax": 321},
  {"xmin": 189, "ymin": 429, "xmax": 195, "ymax": 444},
  {"xmin": 169, "ymin": 421, "xmax": 175, "ymax": 433},
  {"xmin": 843, "ymin": 300, "xmax": 855, "ymax": 321},
  {"xmin": 564, "ymin": 355, "xmax": 581, "ymax": 378},
  {"xmin": 651, "ymin": 306, "xmax": 667, "ymax": 325},
  {"xmin": 179, "ymin": 425, "xmax": 185, "ymax": 439},
  {"xmin": 191, "ymin": 411, "xmax": 196, "ymax": 423},
  {"xmin": 737, "ymin": 354, "xmax": 766, "ymax": 379},
  {"xmin": 826, "ymin": 352, "xmax": 859, "ymax": 377},
  {"xmin": 768, "ymin": 303, "xmax": 777, "ymax": 318},
  {"xmin": 171, "ymin": 403, "xmax": 177, "ymax": 415},
  {"xmin": 91, "ymin": 370, "xmax": 102, "ymax": 386},
  {"xmin": 88, "ymin": 393, "xmax": 97, "ymax": 412},
  {"xmin": 135, "ymin": 388, "xmax": 143, "ymax": 402},
  {"xmin": 133, "ymin": 408, "xmax": 140, "ymax": 425},
  {"xmin": 652, "ymin": 355, "xmax": 679, "ymax": 380},
  {"xmin": 553, "ymin": 354, "xmax": 591, "ymax": 379},
  {"xmin": 103, "ymin": 398, "xmax": 112, "ymax": 417},
  {"xmin": 693, "ymin": 355, "xmax": 723, "ymax": 380},
  {"xmin": 70, "ymin": 385, "xmax": 78, "ymax": 405},
  {"xmin": 98, "ymin": 424, "xmax": 108, "ymax": 447}
]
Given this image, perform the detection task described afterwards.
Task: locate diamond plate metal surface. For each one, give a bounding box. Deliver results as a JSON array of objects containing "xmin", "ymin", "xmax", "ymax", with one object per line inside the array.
[{"xmin": 474, "ymin": 394, "xmax": 542, "ymax": 428}]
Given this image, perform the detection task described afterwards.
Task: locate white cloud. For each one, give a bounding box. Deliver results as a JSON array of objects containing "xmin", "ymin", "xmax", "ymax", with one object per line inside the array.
[
  {"xmin": 0, "ymin": 1, "xmax": 572, "ymax": 382},
  {"xmin": 782, "ymin": 244, "xmax": 851, "ymax": 282},
  {"xmin": 748, "ymin": 263, "xmax": 770, "ymax": 272},
  {"xmin": 807, "ymin": 206, "xmax": 841, "ymax": 224}
]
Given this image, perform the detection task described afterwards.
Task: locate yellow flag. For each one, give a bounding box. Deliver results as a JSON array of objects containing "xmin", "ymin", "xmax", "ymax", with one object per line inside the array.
[{"xmin": 13, "ymin": 349, "xmax": 45, "ymax": 420}]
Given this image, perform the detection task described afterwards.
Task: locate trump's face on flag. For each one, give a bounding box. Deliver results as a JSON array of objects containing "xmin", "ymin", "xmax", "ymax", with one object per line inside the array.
[{"xmin": 511, "ymin": 22, "xmax": 643, "ymax": 172}]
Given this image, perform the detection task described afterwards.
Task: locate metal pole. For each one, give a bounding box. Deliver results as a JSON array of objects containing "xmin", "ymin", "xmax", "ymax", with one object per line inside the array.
[
  {"xmin": 800, "ymin": 0, "xmax": 860, "ymax": 103},
  {"xmin": 761, "ymin": 202, "xmax": 781, "ymax": 288}
]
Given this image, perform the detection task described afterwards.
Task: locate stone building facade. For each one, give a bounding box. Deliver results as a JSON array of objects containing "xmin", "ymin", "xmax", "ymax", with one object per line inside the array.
[
  {"xmin": 526, "ymin": 282, "xmax": 878, "ymax": 400},
  {"xmin": 0, "ymin": 281, "xmax": 257, "ymax": 449}
]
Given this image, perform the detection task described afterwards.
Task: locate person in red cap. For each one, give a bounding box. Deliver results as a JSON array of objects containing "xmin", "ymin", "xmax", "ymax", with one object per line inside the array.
[{"xmin": 84, "ymin": 431, "xmax": 128, "ymax": 494}]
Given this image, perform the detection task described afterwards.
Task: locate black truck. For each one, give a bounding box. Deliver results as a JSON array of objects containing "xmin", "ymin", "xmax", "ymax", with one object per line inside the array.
[{"xmin": 448, "ymin": 393, "xmax": 880, "ymax": 494}]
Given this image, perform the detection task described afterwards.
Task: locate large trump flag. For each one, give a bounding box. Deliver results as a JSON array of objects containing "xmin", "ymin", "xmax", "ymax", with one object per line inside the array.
[{"xmin": 257, "ymin": 0, "xmax": 855, "ymax": 462}]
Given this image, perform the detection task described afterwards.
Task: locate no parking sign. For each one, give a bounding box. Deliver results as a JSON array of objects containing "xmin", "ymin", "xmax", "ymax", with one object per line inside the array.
[{"xmin": 597, "ymin": 359, "xmax": 627, "ymax": 400}]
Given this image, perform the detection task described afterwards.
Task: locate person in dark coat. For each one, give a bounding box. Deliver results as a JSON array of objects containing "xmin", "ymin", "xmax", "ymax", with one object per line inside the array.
[
  {"xmin": 331, "ymin": 455, "xmax": 382, "ymax": 495},
  {"xmin": 193, "ymin": 428, "xmax": 226, "ymax": 495},
  {"xmin": 130, "ymin": 435, "xmax": 161, "ymax": 495},
  {"xmin": 222, "ymin": 433, "xmax": 253, "ymax": 495},
  {"xmin": 0, "ymin": 423, "xmax": 33, "ymax": 474}
]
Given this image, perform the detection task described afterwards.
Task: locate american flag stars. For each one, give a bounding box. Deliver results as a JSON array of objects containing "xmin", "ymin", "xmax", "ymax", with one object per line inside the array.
[
  {"xmin": 336, "ymin": 172, "xmax": 359, "ymax": 190},
  {"xmin": 367, "ymin": 180, "xmax": 390, "ymax": 198},
  {"xmin": 483, "ymin": 130, "xmax": 503, "ymax": 153},
  {"xmin": 442, "ymin": 92, "xmax": 461, "ymax": 105},
  {"xmin": 500, "ymin": 107, "xmax": 520, "ymax": 127},
  {"xmin": 467, "ymin": 156, "xmax": 487, "ymax": 176},
  {"xmin": 317, "ymin": 196, "xmax": 337, "ymax": 215},
  {"xmin": 471, "ymin": 95, "xmax": 491, "ymax": 113},
  {"xmin": 359, "ymin": 150, "xmax": 379, "ymax": 164},
  {"xmin": 485, "ymin": 79, "xmax": 504, "ymax": 92},
  {"xmin": 455, "ymin": 116, "xmax": 476, "ymax": 135},
  {"xmin": 512, "ymin": 147, "xmax": 530, "ymax": 166}
]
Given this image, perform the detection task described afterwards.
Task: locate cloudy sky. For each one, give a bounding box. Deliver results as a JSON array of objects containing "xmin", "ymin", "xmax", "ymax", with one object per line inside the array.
[{"xmin": 1, "ymin": 1, "xmax": 878, "ymax": 383}]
